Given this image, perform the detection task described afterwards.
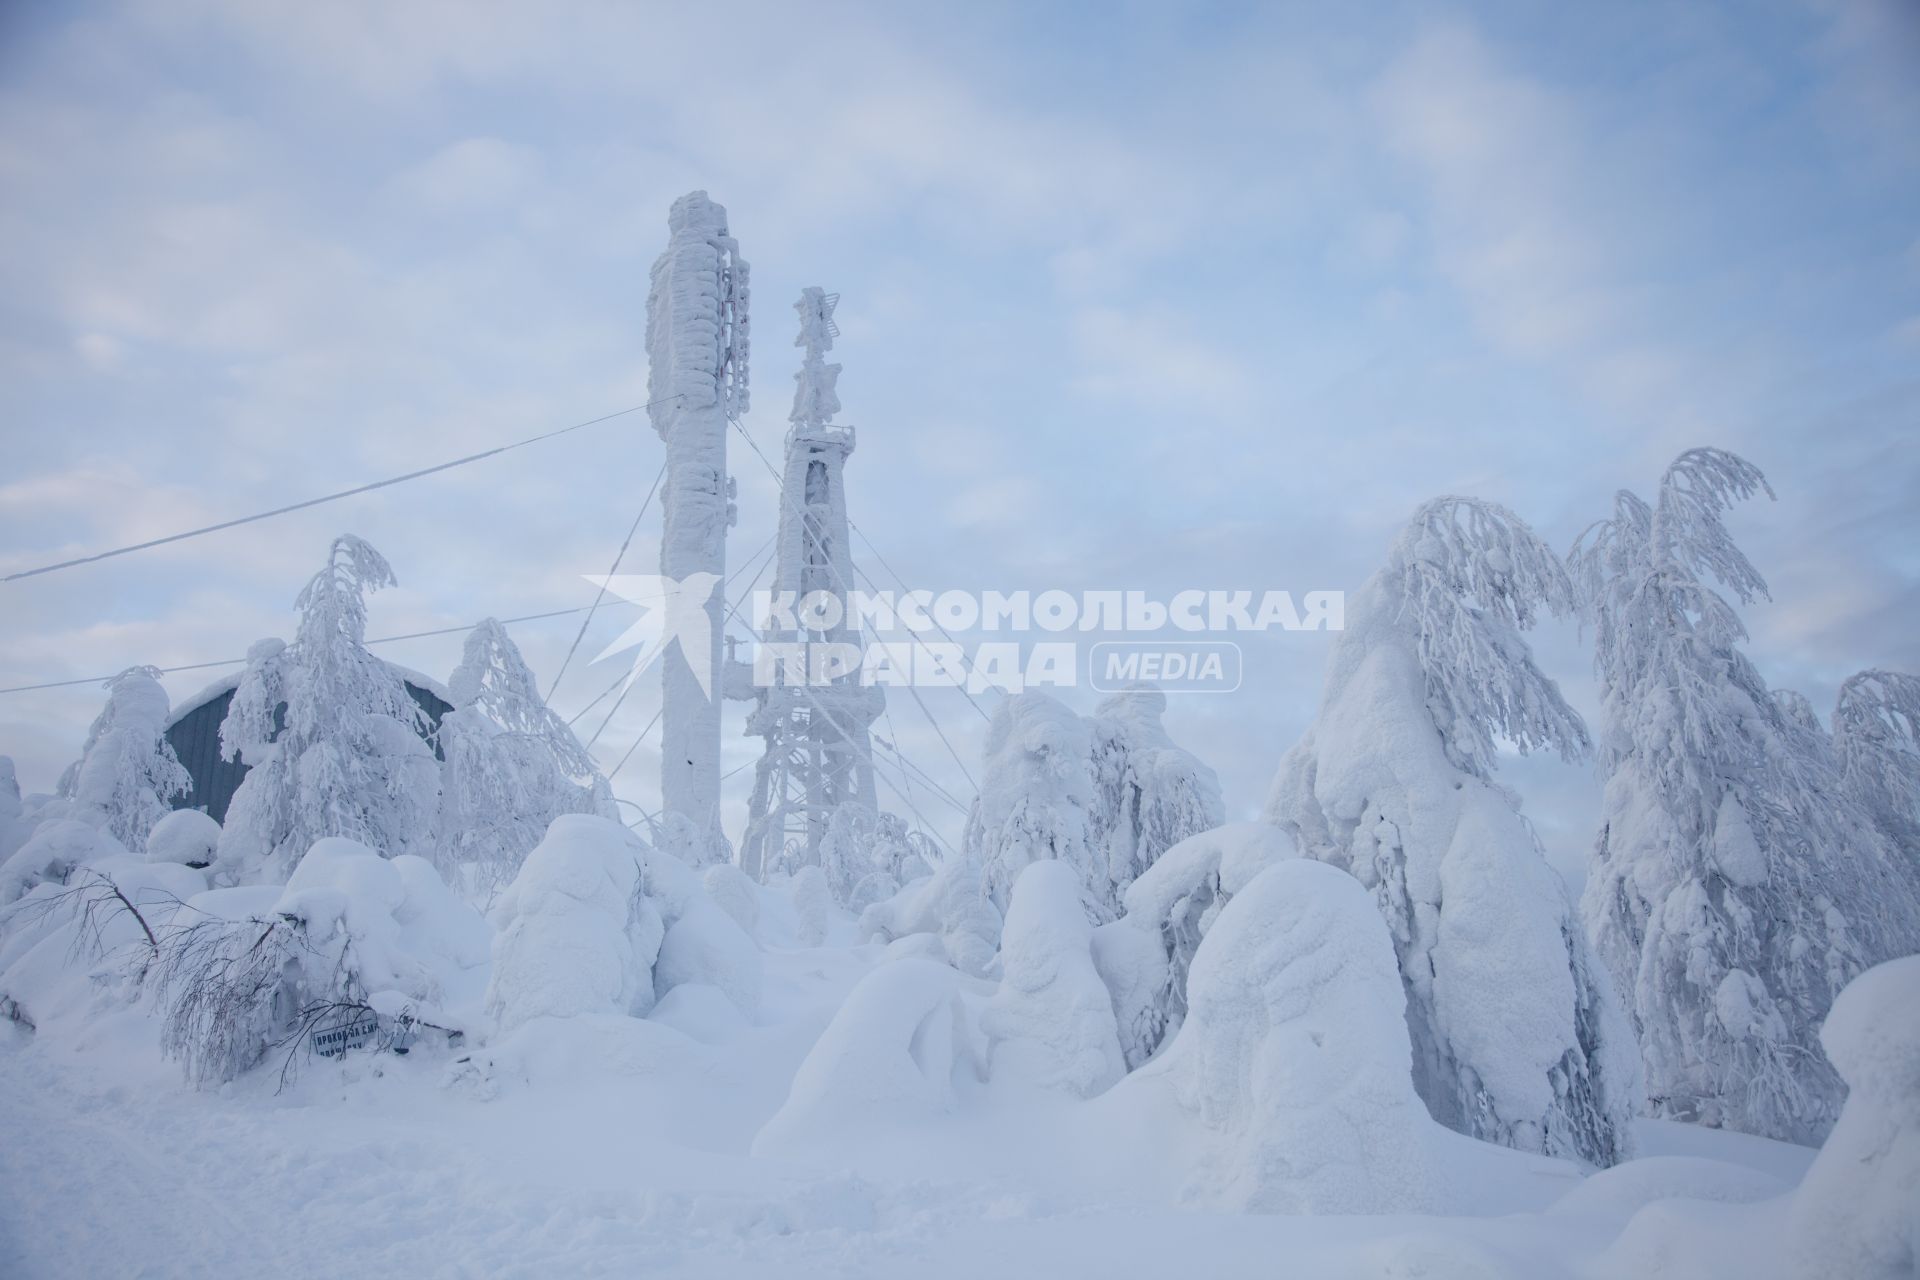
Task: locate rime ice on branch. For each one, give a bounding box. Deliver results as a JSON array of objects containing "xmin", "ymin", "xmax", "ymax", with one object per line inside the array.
[{"xmin": 647, "ymin": 192, "xmax": 748, "ymax": 867}]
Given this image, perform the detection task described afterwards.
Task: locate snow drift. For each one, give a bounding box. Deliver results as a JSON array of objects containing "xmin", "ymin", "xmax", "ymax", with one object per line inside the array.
[
  {"xmin": 1105, "ymin": 859, "xmax": 1447, "ymax": 1214},
  {"xmin": 1091, "ymin": 821, "xmax": 1297, "ymax": 1069},
  {"xmin": 983, "ymin": 859, "xmax": 1125, "ymax": 1097}
]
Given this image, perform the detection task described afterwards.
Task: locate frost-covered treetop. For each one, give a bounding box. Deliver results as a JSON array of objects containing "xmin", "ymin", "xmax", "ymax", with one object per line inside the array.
[
  {"xmin": 1569, "ymin": 449, "xmax": 1777, "ymax": 784},
  {"xmin": 1646, "ymin": 447, "xmax": 1772, "ymax": 603},
  {"xmin": 1382, "ymin": 496, "xmax": 1588, "ymax": 777},
  {"xmin": 1572, "ymin": 449, "xmax": 1774, "ymax": 688},
  {"xmin": 296, "ymin": 535, "xmax": 394, "ymax": 650},
  {"xmin": 447, "ymin": 618, "xmax": 596, "ymax": 781},
  {"xmin": 282, "ymin": 535, "xmax": 419, "ymax": 737},
  {"xmin": 1834, "ymin": 669, "xmax": 1920, "ymax": 848},
  {"xmin": 56, "ymin": 664, "xmax": 189, "ymax": 849}
]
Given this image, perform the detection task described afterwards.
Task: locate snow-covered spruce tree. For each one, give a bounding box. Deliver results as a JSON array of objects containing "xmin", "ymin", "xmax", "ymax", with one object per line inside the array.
[
  {"xmin": 214, "ymin": 536, "xmax": 440, "ymax": 884},
  {"xmin": 1086, "ymin": 685, "xmax": 1225, "ymax": 917},
  {"xmin": 1832, "ymin": 669, "xmax": 1920, "ymax": 866},
  {"xmin": 437, "ymin": 618, "xmax": 614, "ymax": 898},
  {"xmin": 56, "ymin": 666, "xmax": 190, "ymax": 850},
  {"xmin": 963, "ymin": 691, "xmax": 1104, "ymax": 917},
  {"xmin": 817, "ymin": 803, "xmax": 930, "ymax": 911},
  {"xmin": 1572, "ymin": 448, "xmax": 1920, "ymax": 1144},
  {"xmin": 1269, "ymin": 496, "xmax": 1639, "ymax": 1166}
]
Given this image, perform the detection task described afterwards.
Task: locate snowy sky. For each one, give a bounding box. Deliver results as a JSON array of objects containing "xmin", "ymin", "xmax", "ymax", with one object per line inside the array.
[{"xmin": 2, "ymin": 0, "xmax": 1916, "ymax": 883}]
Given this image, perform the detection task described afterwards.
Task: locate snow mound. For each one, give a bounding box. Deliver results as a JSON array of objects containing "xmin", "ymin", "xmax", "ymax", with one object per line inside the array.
[
  {"xmin": 1787, "ymin": 955, "xmax": 1920, "ymax": 1279},
  {"xmin": 0, "ymin": 857, "xmax": 206, "ymax": 1033},
  {"xmin": 655, "ymin": 896, "xmax": 762, "ymax": 1016},
  {"xmin": 1111, "ymin": 859, "xmax": 1446, "ymax": 1215},
  {"xmin": 983, "ymin": 860, "xmax": 1125, "ymax": 1097},
  {"xmin": 1546, "ymin": 1155, "xmax": 1788, "ymax": 1222},
  {"xmin": 754, "ymin": 958, "xmax": 983, "ymax": 1160},
  {"xmin": 702, "ymin": 863, "xmax": 760, "ymax": 939},
  {"xmin": 276, "ymin": 838, "xmax": 490, "ymax": 1026},
  {"xmin": 146, "ymin": 809, "xmax": 220, "ymax": 866},
  {"xmin": 789, "ymin": 864, "xmax": 831, "ymax": 947},
  {"xmin": 486, "ymin": 815, "xmax": 663, "ymax": 1034},
  {"xmin": 860, "ymin": 852, "xmax": 1002, "ymax": 978},
  {"xmin": 0, "ymin": 818, "xmax": 127, "ymax": 905},
  {"xmin": 1093, "ymin": 821, "xmax": 1296, "ymax": 1067}
]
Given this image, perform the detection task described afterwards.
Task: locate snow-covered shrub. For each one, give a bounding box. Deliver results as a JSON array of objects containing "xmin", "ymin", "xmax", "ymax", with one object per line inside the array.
[
  {"xmin": 1110, "ymin": 860, "xmax": 1445, "ymax": 1214},
  {"xmin": 859, "ymin": 849, "xmax": 1003, "ymax": 978},
  {"xmin": 1086, "ymin": 685, "xmax": 1225, "ymax": 916},
  {"xmin": 153, "ymin": 893, "xmax": 312, "ymax": 1088},
  {"xmin": 438, "ymin": 618, "xmax": 614, "ymax": 899},
  {"xmin": 1573, "ymin": 449, "xmax": 1920, "ymax": 1144},
  {"xmin": 702, "ymin": 862, "xmax": 760, "ymax": 939},
  {"xmin": 486, "ymin": 815, "xmax": 665, "ymax": 1034},
  {"xmin": 215, "ymin": 537, "xmax": 441, "ymax": 883},
  {"xmin": 1272, "ymin": 496, "xmax": 1638, "ymax": 1166},
  {"xmin": 964, "ymin": 692, "xmax": 1102, "ymax": 915},
  {"xmin": 1785, "ymin": 956, "xmax": 1920, "ymax": 1280},
  {"xmin": 1091, "ymin": 822, "xmax": 1295, "ymax": 1069},
  {"xmin": 487, "ymin": 814, "xmax": 762, "ymax": 1035},
  {"xmin": 0, "ymin": 818, "xmax": 128, "ymax": 906},
  {"xmin": 754, "ymin": 958, "xmax": 983, "ymax": 1160},
  {"xmin": 55, "ymin": 667, "xmax": 189, "ymax": 851},
  {"xmin": 1832, "ymin": 669, "xmax": 1920, "ymax": 865},
  {"xmin": 655, "ymin": 890, "xmax": 764, "ymax": 1015},
  {"xmin": 788, "ymin": 863, "xmax": 831, "ymax": 947},
  {"xmin": 147, "ymin": 809, "xmax": 220, "ymax": 867},
  {"xmin": 816, "ymin": 804, "xmax": 933, "ymax": 911},
  {"xmin": 983, "ymin": 860, "xmax": 1125, "ymax": 1097},
  {"xmin": 156, "ymin": 837, "xmax": 488, "ymax": 1088}
]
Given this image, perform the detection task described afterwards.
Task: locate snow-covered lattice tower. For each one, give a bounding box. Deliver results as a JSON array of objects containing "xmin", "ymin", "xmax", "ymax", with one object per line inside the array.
[
  {"xmin": 738, "ymin": 288, "xmax": 882, "ymax": 881},
  {"xmin": 647, "ymin": 192, "xmax": 748, "ymax": 865}
]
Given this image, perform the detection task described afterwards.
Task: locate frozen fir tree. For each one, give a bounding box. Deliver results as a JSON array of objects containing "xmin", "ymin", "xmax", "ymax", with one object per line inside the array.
[
  {"xmin": 1270, "ymin": 496, "xmax": 1640, "ymax": 1166},
  {"xmin": 1086, "ymin": 685, "xmax": 1225, "ymax": 917},
  {"xmin": 816, "ymin": 803, "xmax": 932, "ymax": 911},
  {"xmin": 1832, "ymin": 669, "xmax": 1920, "ymax": 865},
  {"xmin": 56, "ymin": 666, "xmax": 190, "ymax": 851},
  {"xmin": 1572, "ymin": 448, "xmax": 1920, "ymax": 1144},
  {"xmin": 964, "ymin": 692, "xmax": 1104, "ymax": 917},
  {"xmin": 214, "ymin": 536, "xmax": 440, "ymax": 883},
  {"xmin": 438, "ymin": 618, "xmax": 616, "ymax": 899}
]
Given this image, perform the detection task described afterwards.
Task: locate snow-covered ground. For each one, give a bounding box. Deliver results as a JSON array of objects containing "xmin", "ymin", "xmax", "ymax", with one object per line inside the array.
[{"xmin": 0, "ymin": 922, "xmax": 1819, "ymax": 1279}]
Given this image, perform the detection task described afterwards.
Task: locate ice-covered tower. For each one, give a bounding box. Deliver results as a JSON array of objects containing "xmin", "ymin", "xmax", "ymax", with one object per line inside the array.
[
  {"xmin": 647, "ymin": 191, "xmax": 748, "ymax": 865},
  {"xmin": 739, "ymin": 288, "xmax": 883, "ymax": 880}
]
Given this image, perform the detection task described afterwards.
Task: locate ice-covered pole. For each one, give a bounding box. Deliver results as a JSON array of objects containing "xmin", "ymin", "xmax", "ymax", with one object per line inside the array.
[{"xmin": 646, "ymin": 191, "xmax": 748, "ymax": 864}]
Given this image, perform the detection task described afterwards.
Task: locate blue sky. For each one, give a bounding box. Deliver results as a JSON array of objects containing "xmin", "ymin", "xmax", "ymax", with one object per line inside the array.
[{"xmin": 2, "ymin": 0, "xmax": 1916, "ymax": 879}]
